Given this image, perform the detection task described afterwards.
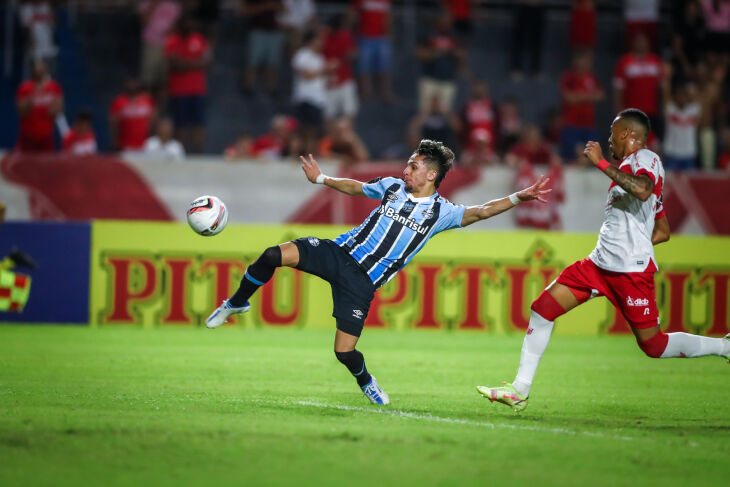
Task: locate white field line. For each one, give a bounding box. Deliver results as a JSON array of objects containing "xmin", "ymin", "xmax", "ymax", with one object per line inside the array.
[{"xmin": 296, "ymin": 400, "xmax": 637, "ymax": 442}]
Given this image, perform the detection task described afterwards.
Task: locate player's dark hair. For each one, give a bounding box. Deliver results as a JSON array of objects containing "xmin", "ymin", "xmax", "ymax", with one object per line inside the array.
[
  {"xmin": 617, "ymin": 108, "xmax": 651, "ymax": 137},
  {"xmin": 414, "ymin": 139, "xmax": 455, "ymax": 189}
]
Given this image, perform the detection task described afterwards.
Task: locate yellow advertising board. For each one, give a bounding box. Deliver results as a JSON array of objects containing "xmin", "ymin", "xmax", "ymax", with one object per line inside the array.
[{"xmin": 89, "ymin": 221, "xmax": 730, "ymax": 335}]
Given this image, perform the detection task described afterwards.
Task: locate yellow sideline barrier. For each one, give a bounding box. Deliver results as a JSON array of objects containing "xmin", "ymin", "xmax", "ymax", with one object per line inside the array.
[{"xmin": 90, "ymin": 221, "xmax": 730, "ymax": 335}]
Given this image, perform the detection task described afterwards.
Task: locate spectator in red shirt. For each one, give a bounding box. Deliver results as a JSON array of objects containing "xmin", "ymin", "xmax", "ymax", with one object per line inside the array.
[
  {"xmin": 460, "ymin": 128, "xmax": 498, "ymax": 167},
  {"xmin": 249, "ymin": 115, "xmax": 300, "ymax": 161},
  {"xmin": 62, "ymin": 109, "xmax": 97, "ymax": 155},
  {"xmin": 441, "ymin": 0, "xmax": 478, "ymax": 39},
  {"xmin": 323, "ymin": 14, "xmax": 359, "ymax": 125},
  {"xmin": 559, "ymin": 49, "xmax": 604, "ymax": 163},
  {"xmin": 507, "ymin": 125, "xmax": 564, "ymax": 230},
  {"xmin": 461, "ymin": 81, "xmax": 495, "ymax": 150},
  {"xmin": 613, "ymin": 33, "xmax": 663, "ymax": 135},
  {"xmin": 164, "ymin": 17, "xmax": 211, "ymax": 153},
  {"xmin": 569, "ymin": 0, "xmax": 596, "ymax": 49},
  {"xmin": 109, "ymin": 77, "xmax": 157, "ymax": 151},
  {"xmin": 15, "ymin": 59, "xmax": 63, "ymax": 152},
  {"xmin": 350, "ymin": 0, "xmax": 395, "ymax": 102}
]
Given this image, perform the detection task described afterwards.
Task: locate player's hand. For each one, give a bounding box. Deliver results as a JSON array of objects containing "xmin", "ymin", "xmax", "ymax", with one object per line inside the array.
[
  {"xmin": 300, "ymin": 153, "xmax": 321, "ymax": 184},
  {"xmin": 517, "ymin": 175, "xmax": 551, "ymax": 204},
  {"xmin": 583, "ymin": 141, "xmax": 604, "ymax": 165}
]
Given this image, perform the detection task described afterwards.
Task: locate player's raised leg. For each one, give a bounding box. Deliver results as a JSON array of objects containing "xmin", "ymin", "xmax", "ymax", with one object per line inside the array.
[
  {"xmin": 206, "ymin": 241, "xmax": 300, "ymax": 329},
  {"xmin": 477, "ymin": 281, "xmax": 584, "ymax": 411},
  {"xmin": 334, "ymin": 327, "xmax": 389, "ymax": 405},
  {"xmin": 632, "ymin": 325, "xmax": 730, "ymax": 361}
]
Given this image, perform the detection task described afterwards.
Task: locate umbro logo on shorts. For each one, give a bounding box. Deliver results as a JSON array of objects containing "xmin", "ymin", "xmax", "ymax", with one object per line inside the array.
[
  {"xmin": 626, "ymin": 296, "xmax": 649, "ymax": 306},
  {"xmin": 308, "ymin": 237, "xmax": 320, "ymax": 247},
  {"xmin": 352, "ymin": 309, "xmax": 363, "ymax": 319}
]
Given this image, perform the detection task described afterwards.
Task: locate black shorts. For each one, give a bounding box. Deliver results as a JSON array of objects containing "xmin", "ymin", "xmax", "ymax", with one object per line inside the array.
[
  {"xmin": 293, "ymin": 237, "xmax": 375, "ymax": 337},
  {"xmin": 294, "ymin": 101, "xmax": 324, "ymax": 129}
]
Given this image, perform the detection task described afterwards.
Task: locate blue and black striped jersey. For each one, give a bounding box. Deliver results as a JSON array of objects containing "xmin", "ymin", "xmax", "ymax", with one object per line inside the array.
[{"xmin": 334, "ymin": 177, "xmax": 466, "ymax": 288}]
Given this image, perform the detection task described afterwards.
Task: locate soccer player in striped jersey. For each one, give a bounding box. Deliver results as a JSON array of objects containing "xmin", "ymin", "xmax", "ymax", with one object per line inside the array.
[{"xmin": 206, "ymin": 139, "xmax": 551, "ymax": 404}]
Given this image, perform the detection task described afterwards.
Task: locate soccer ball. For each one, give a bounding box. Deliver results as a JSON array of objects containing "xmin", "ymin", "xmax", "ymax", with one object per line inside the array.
[{"xmin": 186, "ymin": 195, "xmax": 228, "ymax": 236}]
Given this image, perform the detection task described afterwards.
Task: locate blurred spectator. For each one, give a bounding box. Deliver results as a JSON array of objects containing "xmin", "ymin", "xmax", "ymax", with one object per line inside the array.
[
  {"xmin": 224, "ymin": 133, "xmax": 253, "ymax": 160},
  {"xmin": 164, "ymin": 17, "xmax": 211, "ymax": 153},
  {"xmin": 559, "ymin": 49, "xmax": 604, "ymax": 163},
  {"xmin": 613, "ymin": 34, "xmax": 663, "ymax": 136},
  {"xmin": 544, "ymin": 108, "xmax": 563, "ymax": 148},
  {"xmin": 249, "ymin": 114, "xmax": 300, "ymax": 160},
  {"xmin": 696, "ymin": 63, "xmax": 727, "ymax": 169},
  {"xmin": 624, "ymin": 0, "xmax": 659, "ymax": 50},
  {"xmin": 701, "ymin": 0, "xmax": 730, "ymax": 58},
  {"xmin": 15, "ymin": 60, "xmax": 63, "ymax": 152},
  {"xmin": 441, "ymin": 0, "xmax": 477, "ymax": 39},
  {"xmin": 320, "ymin": 118, "xmax": 370, "ymax": 166},
  {"xmin": 508, "ymin": 125, "xmax": 564, "ymax": 230},
  {"xmin": 19, "ymin": 0, "xmax": 57, "ymax": 71},
  {"xmin": 323, "ymin": 14, "xmax": 359, "ymax": 125},
  {"xmin": 416, "ymin": 15, "xmax": 464, "ymax": 114},
  {"xmin": 569, "ymin": 0, "xmax": 597, "ymax": 50},
  {"xmin": 409, "ymin": 96, "xmax": 460, "ymax": 150},
  {"xmin": 511, "ymin": 0, "xmax": 546, "ymax": 80},
  {"xmin": 671, "ymin": 0, "xmax": 706, "ymax": 80},
  {"xmin": 351, "ymin": 0, "xmax": 396, "ymax": 102},
  {"xmin": 461, "ymin": 81, "xmax": 495, "ymax": 150},
  {"xmin": 718, "ymin": 127, "xmax": 730, "ymax": 170},
  {"xmin": 279, "ymin": 0, "xmax": 316, "ymax": 55},
  {"xmin": 241, "ymin": 0, "xmax": 284, "ymax": 97},
  {"xmin": 144, "ymin": 118, "xmax": 185, "ymax": 161},
  {"xmin": 62, "ymin": 110, "xmax": 97, "ymax": 156},
  {"xmin": 460, "ymin": 128, "xmax": 498, "ymax": 167},
  {"xmin": 496, "ymin": 97, "xmax": 522, "ymax": 155},
  {"xmin": 661, "ymin": 79, "xmax": 700, "ymax": 171},
  {"xmin": 139, "ymin": 0, "xmax": 181, "ymax": 100},
  {"xmin": 292, "ymin": 29, "xmax": 331, "ymax": 155},
  {"xmin": 109, "ymin": 77, "xmax": 157, "ymax": 151}
]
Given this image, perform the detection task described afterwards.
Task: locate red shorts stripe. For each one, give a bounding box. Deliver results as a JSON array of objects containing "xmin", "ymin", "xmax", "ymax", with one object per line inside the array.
[{"xmin": 556, "ymin": 258, "xmax": 659, "ymax": 329}]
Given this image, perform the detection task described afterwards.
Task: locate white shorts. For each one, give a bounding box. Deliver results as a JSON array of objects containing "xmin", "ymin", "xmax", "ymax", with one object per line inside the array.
[{"xmin": 326, "ymin": 80, "xmax": 359, "ymax": 119}]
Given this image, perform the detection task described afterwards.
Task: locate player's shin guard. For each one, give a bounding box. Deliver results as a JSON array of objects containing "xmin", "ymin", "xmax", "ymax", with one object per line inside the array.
[
  {"xmin": 512, "ymin": 292, "xmax": 565, "ymax": 397},
  {"xmin": 638, "ymin": 331, "xmax": 730, "ymax": 359},
  {"xmin": 335, "ymin": 350, "xmax": 372, "ymax": 387},
  {"xmin": 229, "ymin": 246, "xmax": 282, "ymax": 307}
]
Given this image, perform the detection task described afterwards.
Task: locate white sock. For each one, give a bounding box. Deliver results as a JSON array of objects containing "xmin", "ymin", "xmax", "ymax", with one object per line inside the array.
[
  {"xmin": 660, "ymin": 332, "xmax": 730, "ymax": 358},
  {"xmin": 513, "ymin": 310, "xmax": 554, "ymax": 397}
]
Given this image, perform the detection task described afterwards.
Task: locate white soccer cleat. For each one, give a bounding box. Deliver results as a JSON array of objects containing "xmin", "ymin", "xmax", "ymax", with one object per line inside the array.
[
  {"xmin": 361, "ymin": 376, "xmax": 390, "ymax": 405},
  {"xmin": 205, "ymin": 299, "xmax": 250, "ymax": 329}
]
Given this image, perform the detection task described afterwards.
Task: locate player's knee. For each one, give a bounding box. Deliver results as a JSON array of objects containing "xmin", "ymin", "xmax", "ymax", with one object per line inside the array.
[
  {"xmin": 637, "ymin": 331, "xmax": 668, "ymax": 358},
  {"xmin": 530, "ymin": 290, "xmax": 566, "ymax": 322},
  {"xmin": 261, "ymin": 246, "xmax": 282, "ymax": 267}
]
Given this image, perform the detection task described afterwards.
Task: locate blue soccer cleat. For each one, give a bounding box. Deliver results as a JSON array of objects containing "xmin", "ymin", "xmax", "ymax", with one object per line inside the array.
[
  {"xmin": 205, "ymin": 299, "xmax": 250, "ymax": 329},
  {"xmin": 361, "ymin": 376, "xmax": 390, "ymax": 405}
]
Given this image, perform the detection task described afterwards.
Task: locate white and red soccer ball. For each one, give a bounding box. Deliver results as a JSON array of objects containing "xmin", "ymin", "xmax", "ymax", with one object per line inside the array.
[{"xmin": 186, "ymin": 195, "xmax": 228, "ymax": 236}]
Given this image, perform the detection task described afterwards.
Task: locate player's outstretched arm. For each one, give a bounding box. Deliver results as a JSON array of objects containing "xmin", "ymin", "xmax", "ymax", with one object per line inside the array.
[
  {"xmin": 460, "ymin": 176, "xmax": 552, "ymax": 227},
  {"xmin": 299, "ymin": 154, "xmax": 366, "ymax": 196},
  {"xmin": 583, "ymin": 141, "xmax": 654, "ymax": 201},
  {"xmin": 652, "ymin": 215, "xmax": 671, "ymax": 245}
]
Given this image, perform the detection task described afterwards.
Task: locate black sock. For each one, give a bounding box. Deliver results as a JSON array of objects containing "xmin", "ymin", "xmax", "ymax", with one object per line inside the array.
[
  {"xmin": 229, "ymin": 246, "xmax": 282, "ymax": 307},
  {"xmin": 335, "ymin": 350, "xmax": 372, "ymax": 387}
]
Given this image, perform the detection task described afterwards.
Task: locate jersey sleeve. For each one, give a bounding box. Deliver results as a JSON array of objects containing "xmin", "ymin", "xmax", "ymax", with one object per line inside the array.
[
  {"xmin": 432, "ymin": 199, "xmax": 467, "ymax": 234},
  {"xmin": 632, "ymin": 151, "xmax": 660, "ymax": 184},
  {"xmin": 362, "ymin": 176, "xmax": 401, "ymax": 200}
]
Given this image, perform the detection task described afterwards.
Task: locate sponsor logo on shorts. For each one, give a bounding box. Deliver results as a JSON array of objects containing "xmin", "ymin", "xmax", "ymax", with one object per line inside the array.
[
  {"xmin": 352, "ymin": 309, "xmax": 363, "ymax": 319},
  {"xmin": 626, "ymin": 296, "xmax": 649, "ymax": 307},
  {"xmin": 308, "ymin": 237, "xmax": 320, "ymax": 247}
]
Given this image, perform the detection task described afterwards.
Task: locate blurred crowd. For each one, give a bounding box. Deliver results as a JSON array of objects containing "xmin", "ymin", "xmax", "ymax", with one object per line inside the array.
[{"xmin": 11, "ymin": 0, "xmax": 730, "ymax": 184}]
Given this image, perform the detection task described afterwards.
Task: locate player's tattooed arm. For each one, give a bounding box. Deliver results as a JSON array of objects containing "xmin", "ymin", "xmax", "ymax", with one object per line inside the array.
[
  {"xmin": 583, "ymin": 141, "xmax": 654, "ymax": 201},
  {"xmin": 299, "ymin": 154, "xmax": 365, "ymax": 196},
  {"xmin": 461, "ymin": 176, "xmax": 551, "ymax": 226},
  {"xmin": 603, "ymin": 165, "xmax": 654, "ymax": 202}
]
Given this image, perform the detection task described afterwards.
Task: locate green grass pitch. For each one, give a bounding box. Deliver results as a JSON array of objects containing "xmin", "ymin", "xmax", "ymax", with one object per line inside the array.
[{"xmin": 0, "ymin": 325, "xmax": 727, "ymax": 487}]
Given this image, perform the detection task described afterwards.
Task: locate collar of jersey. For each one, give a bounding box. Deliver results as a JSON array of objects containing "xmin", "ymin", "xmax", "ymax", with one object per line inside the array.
[{"xmin": 404, "ymin": 191, "xmax": 438, "ymax": 203}]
